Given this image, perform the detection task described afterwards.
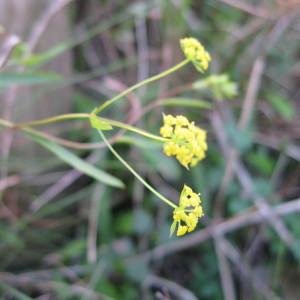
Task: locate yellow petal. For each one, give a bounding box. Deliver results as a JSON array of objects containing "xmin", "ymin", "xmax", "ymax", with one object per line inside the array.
[{"xmin": 177, "ymin": 225, "xmax": 188, "ymax": 236}]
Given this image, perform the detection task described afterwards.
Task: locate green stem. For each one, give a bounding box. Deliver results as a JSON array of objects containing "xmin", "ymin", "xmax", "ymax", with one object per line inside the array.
[
  {"xmin": 94, "ymin": 59, "xmax": 189, "ymax": 114},
  {"xmin": 15, "ymin": 113, "xmax": 90, "ymax": 128},
  {"xmin": 0, "ymin": 117, "xmax": 74, "ymax": 147},
  {"xmin": 15, "ymin": 114, "xmax": 167, "ymax": 143},
  {"xmin": 97, "ymin": 130, "xmax": 177, "ymax": 209},
  {"xmin": 102, "ymin": 118, "xmax": 167, "ymax": 143}
]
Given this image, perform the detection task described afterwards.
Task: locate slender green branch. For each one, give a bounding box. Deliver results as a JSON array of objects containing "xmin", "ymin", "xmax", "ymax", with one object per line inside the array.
[
  {"xmin": 0, "ymin": 116, "xmax": 163, "ymax": 150},
  {"xmin": 0, "ymin": 117, "xmax": 77, "ymax": 147},
  {"xmin": 15, "ymin": 113, "xmax": 167, "ymax": 143},
  {"xmin": 102, "ymin": 118, "xmax": 167, "ymax": 142},
  {"xmin": 15, "ymin": 113, "xmax": 90, "ymax": 128},
  {"xmin": 97, "ymin": 130, "xmax": 177, "ymax": 209},
  {"xmin": 94, "ymin": 59, "xmax": 189, "ymax": 114}
]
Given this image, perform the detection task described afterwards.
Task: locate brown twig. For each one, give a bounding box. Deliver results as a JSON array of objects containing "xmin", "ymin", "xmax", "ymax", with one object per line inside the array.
[
  {"xmin": 143, "ymin": 274, "xmax": 198, "ymax": 300},
  {"xmin": 0, "ymin": 175, "xmax": 20, "ymax": 192},
  {"xmin": 212, "ymin": 12, "xmax": 297, "ymax": 223},
  {"xmin": 219, "ymin": 0, "xmax": 277, "ymax": 19},
  {"xmin": 214, "ymin": 236, "xmax": 237, "ymax": 300},
  {"xmin": 219, "ymin": 237, "xmax": 281, "ymax": 300},
  {"xmin": 213, "ymin": 56, "xmax": 266, "ymax": 217},
  {"xmin": 26, "ymin": 0, "xmax": 74, "ymax": 54},
  {"xmin": 0, "ymin": 31, "xmax": 21, "ymax": 68},
  {"xmin": 211, "ymin": 111, "xmax": 295, "ymax": 247},
  {"xmin": 254, "ymin": 133, "xmax": 300, "ymax": 162},
  {"xmin": 128, "ymin": 196, "xmax": 300, "ymax": 262}
]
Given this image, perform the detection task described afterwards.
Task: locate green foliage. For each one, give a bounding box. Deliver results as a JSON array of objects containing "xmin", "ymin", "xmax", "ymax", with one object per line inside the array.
[
  {"xmin": 1, "ymin": 1, "xmax": 299, "ymax": 299},
  {"xmin": 0, "ymin": 71, "xmax": 61, "ymax": 87},
  {"xmin": 90, "ymin": 111, "xmax": 113, "ymax": 130},
  {"xmin": 285, "ymin": 215, "xmax": 300, "ymax": 263},
  {"xmin": 161, "ymin": 97, "xmax": 213, "ymax": 109},
  {"xmin": 225, "ymin": 121, "xmax": 253, "ymax": 152},
  {"xmin": 193, "ymin": 74, "xmax": 238, "ymax": 100},
  {"xmin": 60, "ymin": 239, "xmax": 86, "ymax": 261},
  {"xmin": 125, "ymin": 259, "xmax": 149, "ymax": 283},
  {"xmin": 98, "ymin": 278, "xmax": 138, "ymax": 300},
  {"xmin": 0, "ymin": 282, "xmax": 32, "ymax": 300},
  {"xmin": 114, "ymin": 211, "xmax": 134, "ymax": 235},
  {"xmin": 11, "ymin": 42, "xmax": 68, "ymax": 67},
  {"xmin": 252, "ymin": 178, "xmax": 275, "ymax": 198},
  {"xmin": 247, "ymin": 148, "xmax": 275, "ymax": 176},
  {"xmin": 26, "ymin": 131, "xmax": 124, "ymax": 188},
  {"xmin": 0, "ymin": 226, "xmax": 24, "ymax": 249},
  {"xmin": 267, "ymin": 93, "xmax": 295, "ymax": 121},
  {"xmin": 191, "ymin": 244, "xmax": 223, "ymax": 299}
]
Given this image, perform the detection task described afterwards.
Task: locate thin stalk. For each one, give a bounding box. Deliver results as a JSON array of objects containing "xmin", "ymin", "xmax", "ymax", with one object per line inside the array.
[
  {"xmin": 15, "ymin": 114, "xmax": 167, "ymax": 143},
  {"xmin": 94, "ymin": 59, "xmax": 189, "ymax": 114},
  {"xmin": 15, "ymin": 113, "xmax": 90, "ymax": 128},
  {"xmin": 0, "ymin": 117, "xmax": 95, "ymax": 148},
  {"xmin": 102, "ymin": 118, "xmax": 167, "ymax": 143},
  {"xmin": 97, "ymin": 130, "xmax": 177, "ymax": 209}
]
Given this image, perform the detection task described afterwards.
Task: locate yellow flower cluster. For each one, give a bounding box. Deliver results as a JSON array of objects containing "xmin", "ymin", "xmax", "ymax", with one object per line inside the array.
[
  {"xmin": 170, "ymin": 185, "xmax": 204, "ymax": 236},
  {"xmin": 160, "ymin": 114, "xmax": 207, "ymax": 169},
  {"xmin": 180, "ymin": 37, "xmax": 211, "ymax": 73}
]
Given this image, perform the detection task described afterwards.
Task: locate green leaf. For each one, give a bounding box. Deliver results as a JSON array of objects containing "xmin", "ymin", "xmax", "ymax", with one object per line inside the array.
[
  {"xmin": 10, "ymin": 42, "xmax": 29, "ymax": 61},
  {"xmin": 20, "ymin": 44, "xmax": 67, "ymax": 66},
  {"xmin": 90, "ymin": 113, "xmax": 113, "ymax": 130},
  {"xmin": 0, "ymin": 226, "xmax": 24, "ymax": 248},
  {"xmin": 267, "ymin": 94, "xmax": 295, "ymax": 121},
  {"xmin": 114, "ymin": 211, "xmax": 134, "ymax": 234},
  {"xmin": 0, "ymin": 282, "xmax": 33, "ymax": 300},
  {"xmin": 252, "ymin": 178, "xmax": 274, "ymax": 198},
  {"xmin": 247, "ymin": 149, "xmax": 275, "ymax": 176},
  {"xmin": 26, "ymin": 131, "xmax": 124, "ymax": 188},
  {"xmin": 225, "ymin": 121, "xmax": 253, "ymax": 153},
  {"xmin": 160, "ymin": 98, "xmax": 212, "ymax": 109},
  {"xmin": 60, "ymin": 239, "xmax": 86, "ymax": 260},
  {"xmin": 0, "ymin": 72, "xmax": 62, "ymax": 87},
  {"xmin": 169, "ymin": 220, "xmax": 177, "ymax": 237},
  {"xmin": 193, "ymin": 74, "xmax": 238, "ymax": 101}
]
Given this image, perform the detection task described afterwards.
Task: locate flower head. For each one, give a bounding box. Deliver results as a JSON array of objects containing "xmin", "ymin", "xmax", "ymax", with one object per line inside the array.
[
  {"xmin": 180, "ymin": 37, "xmax": 211, "ymax": 73},
  {"xmin": 160, "ymin": 114, "xmax": 207, "ymax": 168},
  {"xmin": 170, "ymin": 185, "xmax": 204, "ymax": 236}
]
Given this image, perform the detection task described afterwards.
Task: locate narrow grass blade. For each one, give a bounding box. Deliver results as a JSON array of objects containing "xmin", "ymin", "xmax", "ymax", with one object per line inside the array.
[
  {"xmin": 26, "ymin": 132, "xmax": 124, "ymax": 188},
  {"xmin": 0, "ymin": 72, "xmax": 62, "ymax": 87},
  {"xmin": 0, "ymin": 282, "xmax": 33, "ymax": 300},
  {"xmin": 159, "ymin": 98, "xmax": 212, "ymax": 109}
]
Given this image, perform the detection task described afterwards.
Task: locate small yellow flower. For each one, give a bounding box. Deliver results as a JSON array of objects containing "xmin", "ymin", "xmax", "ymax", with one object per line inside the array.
[
  {"xmin": 176, "ymin": 115, "xmax": 189, "ymax": 126},
  {"xmin": 160, "ymin": 114, "xmax": 207, "ymax": 168},
  {"xmin": 170, "ymin": 185, "xmax": 204, "ymax": 236},
  {"xmin": 160, "ymin": 124, "xmax": 173, "ymax": 137},
  {"xmin": 163, "ymin": 114, "xmax": 177, "ymax": 126},
  {"xmin": 180, "ymin": 37, "xmax": 211, "ymax": 73},
  {"xmin": 163, "ymin": 142, "xmax": 179, "ymax": 156},
  {"xmin": 177, "ymin": 225, "xmax": 188, "ymax": 236}
]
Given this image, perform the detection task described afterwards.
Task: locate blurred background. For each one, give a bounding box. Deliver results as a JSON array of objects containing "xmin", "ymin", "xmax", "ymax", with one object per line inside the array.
[{"xmin": 0, "ymin": 0, "xmax": 300, "ymax": 299}]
